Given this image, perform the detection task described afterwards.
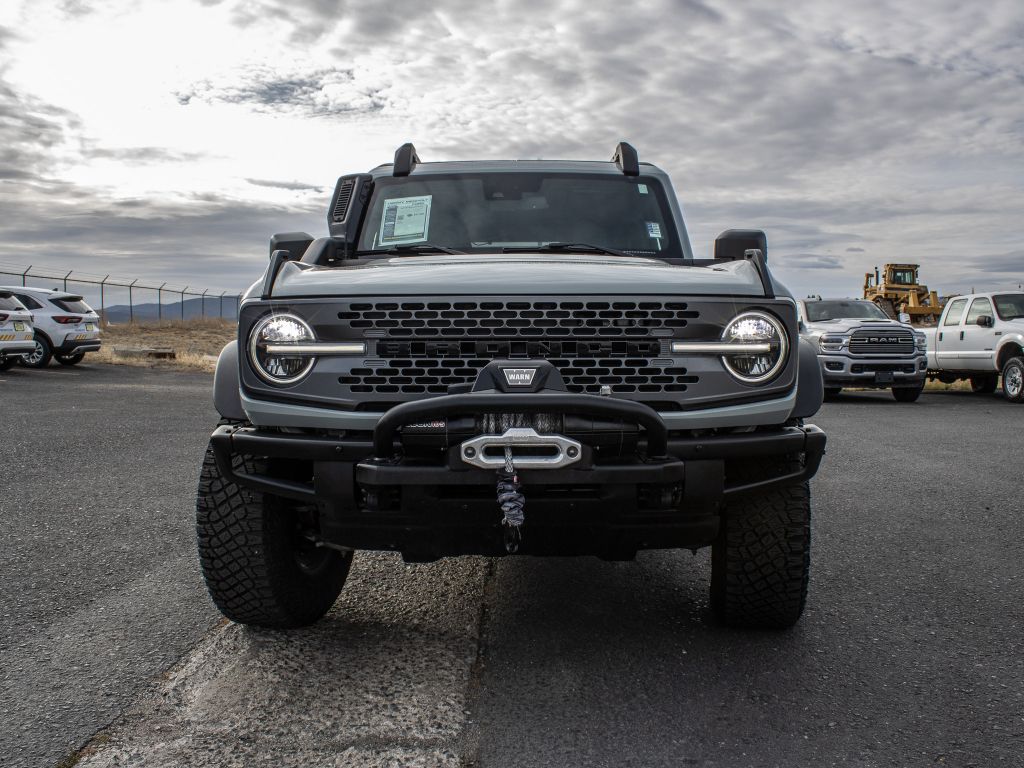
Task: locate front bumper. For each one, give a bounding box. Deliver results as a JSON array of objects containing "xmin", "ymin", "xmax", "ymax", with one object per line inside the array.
[
  {"xmin": 211, "ymin": 392, "xmax": 826, "ymax": 559},
  {"xmin": 817, "ymin": 353, "xmax": 926, "ymax": 388}
]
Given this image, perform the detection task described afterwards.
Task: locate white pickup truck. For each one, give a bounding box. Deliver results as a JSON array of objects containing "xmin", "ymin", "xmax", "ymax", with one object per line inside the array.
[{"xmin": 924, "ymin": 291, "xmax": 1024, "ymax": 402}]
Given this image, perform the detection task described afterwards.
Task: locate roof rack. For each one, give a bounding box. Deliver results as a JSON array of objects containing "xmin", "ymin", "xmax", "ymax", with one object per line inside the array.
[
  {"xmin": 393, "ymin": 143, "xmax": 420, "ymax": 177},
  {"xmin": 611, "ymin": 141, "xmax": 639, "ymax": 176}
]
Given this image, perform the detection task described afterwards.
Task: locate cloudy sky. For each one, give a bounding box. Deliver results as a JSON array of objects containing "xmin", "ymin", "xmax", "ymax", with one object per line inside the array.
[{"xmin": 1, "ymin": 0, "xmax": 1022, "ymax": 301}]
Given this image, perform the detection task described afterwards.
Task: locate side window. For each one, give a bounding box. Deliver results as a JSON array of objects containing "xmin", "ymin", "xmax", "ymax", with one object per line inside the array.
[
  {"xmin": 943, "ymin": 298, "xmax": 968, "ymax": 326},
  {"xmin": 965, "ymin": 298, "xmax": 992, "ymax": 324},
  {"xmin": 14, "ymin": 294, "xmax": 43, "ymax": 310}
]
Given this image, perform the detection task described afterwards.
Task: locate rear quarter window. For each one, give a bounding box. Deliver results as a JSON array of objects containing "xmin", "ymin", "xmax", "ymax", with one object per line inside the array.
[{"xmin": 0, "ymin": 294, "xmax": 25, "ymax": 311}]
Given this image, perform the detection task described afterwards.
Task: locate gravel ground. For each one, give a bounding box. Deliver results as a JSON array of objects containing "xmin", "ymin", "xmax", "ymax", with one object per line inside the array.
[{"xmin": 2, "ymin": 366, "xmax": 1021, "ymax": 767}]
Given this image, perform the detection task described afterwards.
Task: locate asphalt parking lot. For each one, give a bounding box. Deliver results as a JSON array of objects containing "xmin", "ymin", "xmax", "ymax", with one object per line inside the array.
[{"xmin": 1, "ymin": 364, "xmax": 1022, "ymax": 767}]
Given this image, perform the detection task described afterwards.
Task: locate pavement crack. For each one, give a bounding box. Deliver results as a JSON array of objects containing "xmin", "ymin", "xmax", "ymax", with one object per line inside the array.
[{"xmin": 458, "ymin": 558, "xmax": 498, "ymax": 768}]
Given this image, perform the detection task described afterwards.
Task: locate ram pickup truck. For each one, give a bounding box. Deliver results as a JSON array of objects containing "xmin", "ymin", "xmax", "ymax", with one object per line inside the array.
[
  {"xmin": 198, "ymin": 142, "xmax": 827, "ymax": 632},
  {"xmin": 923, "ymin": 291, "xmax": 1024, "ymax": 402},
  {"xmin": 797, "ymin": 297, "xmax": 927, "ymax": 401}
]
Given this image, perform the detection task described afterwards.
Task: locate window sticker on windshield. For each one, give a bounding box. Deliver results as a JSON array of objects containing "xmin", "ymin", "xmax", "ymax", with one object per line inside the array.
[
  {"xmin": 638, "ymin": 184, "xmax": 649, "ymax": 194},
  {"xmin": 379, "ymin": 195, "xmax": 432, "ymax": 246},
  {"xmin": 646, "ymin": 221, "xmax": 662, "ymax": 239}
]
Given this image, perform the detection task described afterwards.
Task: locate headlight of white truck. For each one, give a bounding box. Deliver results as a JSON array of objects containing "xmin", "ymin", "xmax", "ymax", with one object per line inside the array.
[
  {"xmin": 720, "ymin": 311, "xmax": 788, "ymax": 383},
  {"xmin": 248, "ymin": 313, "xmax": 317, "ymax": 384},
  {"xmin": 818, "ymin": 335, "xmax": 846, "ymax": 352},
  {"xmin": 914, "ymin": 333, "xmax": 927, "ymax": 351}
]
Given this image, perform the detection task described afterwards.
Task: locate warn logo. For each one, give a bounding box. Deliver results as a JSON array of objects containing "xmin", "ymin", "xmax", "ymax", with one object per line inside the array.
[{"xmin": 502, "ymin": 368, "xmax": 537, "ymax": 387}]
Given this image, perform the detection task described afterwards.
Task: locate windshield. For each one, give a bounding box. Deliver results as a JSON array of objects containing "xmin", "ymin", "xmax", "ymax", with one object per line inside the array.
[
  {"xmin": 993, "ymin": 293, "xmax": 1024, "ymax": 320},
  {"xmin": 805, "ymin": 300, "xmax": 888, "ymax": 322},
  {"xmin": 51, "ymin": 296, "xmax": 94, "ymax": 314},
  {"xmin": 356, "ymin": 173, "xmax": 683, "ymax": 257}
]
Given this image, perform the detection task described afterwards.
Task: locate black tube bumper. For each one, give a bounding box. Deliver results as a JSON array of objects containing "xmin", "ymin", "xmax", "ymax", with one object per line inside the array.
[{"xmin": 209, "ymin": 402, "xmax": 825, "ymax": 558}]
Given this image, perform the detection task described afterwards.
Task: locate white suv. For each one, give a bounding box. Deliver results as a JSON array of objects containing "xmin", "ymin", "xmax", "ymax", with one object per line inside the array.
[
  {"xmin": 0, "ymin": 286, "xmax": 102, "ymax": 367},
  {"xmin": 0, "ymin": 291, "xmax": 35, "ymax": 370}
]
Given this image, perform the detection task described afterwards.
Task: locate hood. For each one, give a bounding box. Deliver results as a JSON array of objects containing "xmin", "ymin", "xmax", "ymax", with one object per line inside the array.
[
  {"xmin": 803, "ymin": 317, "xmax": 915, "ymax": 336},
  {"xmin": 268, "ymin": 253, "xmax": 768, "ymax": 298}
]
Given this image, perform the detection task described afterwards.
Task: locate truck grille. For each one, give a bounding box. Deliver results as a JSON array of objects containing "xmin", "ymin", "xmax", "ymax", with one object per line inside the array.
[
  {"xmin": 336, "ymin": 301, "xmax": 701, "ymax": 396},
  {"xmin": 338, "ymin": 300, "xmax": 698, "ymax": 337},
  {"xmin": 848, "ymin": 330, "xmax": 915, "ymax": 355}
]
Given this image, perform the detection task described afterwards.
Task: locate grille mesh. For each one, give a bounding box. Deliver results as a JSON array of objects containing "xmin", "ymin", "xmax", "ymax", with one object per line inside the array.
[
  {"xmin": 335, "ymin": 300, "xmax": 700, "ymax": 396},
  {"xmin": 849, "ymin": 330, "xmax": 915, "ymax": 355}
]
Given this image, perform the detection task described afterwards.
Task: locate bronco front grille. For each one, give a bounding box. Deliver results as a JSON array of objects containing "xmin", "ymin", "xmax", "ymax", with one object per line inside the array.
[
  {"xmin": 338, "ymin": 300, "xmax": 698, "ymax": 337},
  {"xmin": 335, "ymin": 301, "xmax": 701, "ymax": 396},
  {"xmin": 849, "ymin": 331, "xmax": 915, "ymax": 356}
]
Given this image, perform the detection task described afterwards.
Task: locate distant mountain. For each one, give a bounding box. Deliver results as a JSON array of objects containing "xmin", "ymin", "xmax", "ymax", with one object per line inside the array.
[{"xmin": 101, "ymin": 296, "xmax": 239, "ymax": 323}]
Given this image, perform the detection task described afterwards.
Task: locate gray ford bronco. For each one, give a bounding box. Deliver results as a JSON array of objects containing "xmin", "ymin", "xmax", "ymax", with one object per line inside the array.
[{"xmin": 197, "ymin": 143, "xmax": 827, "ymax": 631}]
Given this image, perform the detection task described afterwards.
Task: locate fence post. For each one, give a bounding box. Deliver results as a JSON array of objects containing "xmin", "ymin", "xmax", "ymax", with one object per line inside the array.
[
  {"xmin": 100, "ymin": 276, "xmax": 108, "ymax": 324},
  {"xmin": 128, "ymin": 279, "xmax": 138, "ymax": 322},
  {"xmin": 158, "ymin": 283, "xmax": 166, "ymax": 322},
  {"xmin": 63, "ymin": 270, "xmax": 72, "ymax": 292},
  {"xmin": 219, "ymin": 291, "xmax": 225, "ymax": 319},
  {"xmin": 181, "ymin": 287, "xmax": 188, "ymax": 321},
  {"xmin": 21, "ymin": 265, "xmax": 31, "ymax": 286},
  {"xmin": 201, "ymin": 289, "xmax": 208, "ymax": 318}
]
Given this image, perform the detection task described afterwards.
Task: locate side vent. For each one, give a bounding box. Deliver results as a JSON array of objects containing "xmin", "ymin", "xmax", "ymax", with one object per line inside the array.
[
  {"xmin": 328, "ymin": 173, "xmax": 373, "ymax": 239},
  {"xmin": 332, "ymin": 178, "xmax": 355, "ymax": 223}
]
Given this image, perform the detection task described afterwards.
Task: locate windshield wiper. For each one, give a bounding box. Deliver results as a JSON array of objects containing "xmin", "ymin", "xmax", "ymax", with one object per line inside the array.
[
  {"xmin": 501, "ymin": 242, "xmax": 633, "ymax": 258},
  {"xmin": 356, "ymin": 244, "xmax": 465, "ymax": 256}
]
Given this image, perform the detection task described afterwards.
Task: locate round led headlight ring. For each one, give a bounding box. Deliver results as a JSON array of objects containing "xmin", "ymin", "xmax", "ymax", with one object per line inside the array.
[
  {"xmin": 248, "ymin": 313, "xmax": 316, "ymax": 385},
  {"xmin": 720, "ymin": 311, "xmax": 788, "ymax": 384}
]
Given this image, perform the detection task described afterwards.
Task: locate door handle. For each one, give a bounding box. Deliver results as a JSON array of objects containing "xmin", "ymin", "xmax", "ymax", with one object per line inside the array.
[
  {"xmin": 959, "ymin": 331, "xmax": 964, "ymax": 341},
  {"xmin": 939, "ymin": 332, "xmax": 943, "ymax": 341}
]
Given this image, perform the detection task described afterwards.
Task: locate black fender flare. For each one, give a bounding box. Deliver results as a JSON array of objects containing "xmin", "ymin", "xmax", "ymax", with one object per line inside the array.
[
  {"xmin": 213, "ymin": 341, "xmax": 246, "ymax": 421},
  {"xmin": 792, "ymin": 337, "xmax": 824, "ymax": 419}
]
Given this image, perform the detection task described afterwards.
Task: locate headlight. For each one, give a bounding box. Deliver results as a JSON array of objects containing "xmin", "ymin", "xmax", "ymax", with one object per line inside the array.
[
  {"xmin": 248, "ymin": 313, "xmax": 316, "ymax": 384},
  {"xmin": 819, "ymin": 335, "xmax": 846, "ymax": 352},
  {"xmin": 720, "ymin": 311, "xmax": 788, "ymax": 383},
  {"xmin": 914, "ymin": 333, "xmax": 927, "ymax": 350}
]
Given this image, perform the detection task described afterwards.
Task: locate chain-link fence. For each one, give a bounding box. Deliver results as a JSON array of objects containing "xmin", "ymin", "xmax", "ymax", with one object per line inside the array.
[{"xmin": 0, "ymin": 263, "xmax": 242, "ymax": 323}]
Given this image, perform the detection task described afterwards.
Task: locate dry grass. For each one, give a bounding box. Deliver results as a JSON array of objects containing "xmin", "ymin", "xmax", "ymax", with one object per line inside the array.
[
  {"xmin": 93, "ymin": 318, "xmax": 236, "ymax": 373},
  {"xmin": 924, "ymin": 378, "xmax": 973, "ymax": 392}
]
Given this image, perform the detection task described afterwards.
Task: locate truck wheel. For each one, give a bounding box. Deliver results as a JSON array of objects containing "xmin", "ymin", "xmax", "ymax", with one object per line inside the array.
[
  {"xmin": 1002, "ymin": 357, "xmax": 1024, "ymax": 403},
  {"xmin": 710, "ymin": 467, "xmax": 810, "ymax": 630},
  {"xmin": 823, "ymin": 387, "xmax": 841, "ymax": 399},
  {"xmin": 969, "ymin": 375, "xmax": 997, "ymax": 394},
  {"xmin": 196, "ymin": 423, "xmax": 352, "ymax": 628},
  {"xmin": 892, "ymin": 386, "xmax": 922, "ymax": 402},
  {"xmin": 19, "ymin": 333, "xmax": 52, "ymax": 368},
  {"xmin": 55, "ymin": 352, "xmax": 85, "ymax": 366}
]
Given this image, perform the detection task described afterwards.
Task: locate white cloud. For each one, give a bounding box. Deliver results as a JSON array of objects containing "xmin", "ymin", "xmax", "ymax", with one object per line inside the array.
[{"xmin": 0, "ymin": 0, "xmax": 1022, "ymax": 296}]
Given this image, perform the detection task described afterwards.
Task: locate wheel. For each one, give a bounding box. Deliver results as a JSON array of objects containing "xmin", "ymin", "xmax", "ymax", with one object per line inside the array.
[
  {"xmin": 892, "ymin": 386, "xmax": 922, "ymax": 402},
  {"xmin": 19, "ymin": 333, "xmax": 52, "ymax": 368},
  {"xmin": 0, "ymin": 356, "xmax": 15, "ymax": 371},
  {"xmin": 969, "ymin": 375, "xmax": 997, "ymax": 394},
  {"xmin": 55, "ymin": 352, "xmax": 85, "ymax": 366},
  {"xmin": 1002, "ymin": 357, "xmax": 1024, "ymax": 403},
  {"xmin": 710, "ymin": 461, "xmax": 810, "ymax": 629},
  {"xmin": 196, "ymin": 422, "xmax": 352, "ymax": 628},
  {"xmin": 823, "ymin": 387, "xmax": 841, "ymax": 399}
]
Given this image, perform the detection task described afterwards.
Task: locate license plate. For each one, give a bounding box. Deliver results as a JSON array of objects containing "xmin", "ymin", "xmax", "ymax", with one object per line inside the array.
[
  {"xmin": 874, "ymin": 371, "xmax": 895, "ymax": 384},
  {"xmin": 85, "ymin": 323, "xmax": 95, "ymax": 331},
  {"xmin": 14, "ymin": 322, "xmax": 25, "ymax": 331}
]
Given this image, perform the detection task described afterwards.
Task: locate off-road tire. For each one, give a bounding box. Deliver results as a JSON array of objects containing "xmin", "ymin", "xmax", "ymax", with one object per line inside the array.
[
  {"xmin": 55, "ymin": 352, "xmax": 85, "ymax": 366},
  {"xmin": 823, "ymin": 387, "xmax": 841, "ymax": 399},
  {"xmin": 892, "ymin": 386, "xmax": 922, "ymax": 402},
  {"xmin": 19, "ymin": 333, "xmax": 52, "ymax": 368},
  {"xmin": 711, "ymin": 464, "xmax": 810, "ymax": 630},
  {"xmin": 1002, "ymin": 357, "xmax": 1024, "ymax": 403},
  {"xmin": 970, "ymin": 374, "xmax": 997, "ymax": 394},
  {"xmin": 196, "ymin": 421, "xmax": 352, "ymax": 628}
]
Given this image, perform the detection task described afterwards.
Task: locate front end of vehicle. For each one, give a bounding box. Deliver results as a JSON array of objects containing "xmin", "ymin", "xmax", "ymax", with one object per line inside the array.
[
  {"xmin": 812, "ymin": 324, "xmax": 927, "ymax": 392},
  {"xmin": 214, "ymin": 283, "xmax": 823, "ymax": 561}
]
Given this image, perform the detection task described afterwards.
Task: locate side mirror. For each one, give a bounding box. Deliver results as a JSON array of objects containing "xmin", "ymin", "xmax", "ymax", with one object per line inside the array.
[
  {"xmin": 269, "ymin": 231, "xmax": 313, "ymax": 260},
  {"xmin": 715, "ymin": 229, "xmax": 768, "ymax": 262},
  {"xmin": 976, "ymin": 314, "xmax": 994, "ymax": 327}
]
